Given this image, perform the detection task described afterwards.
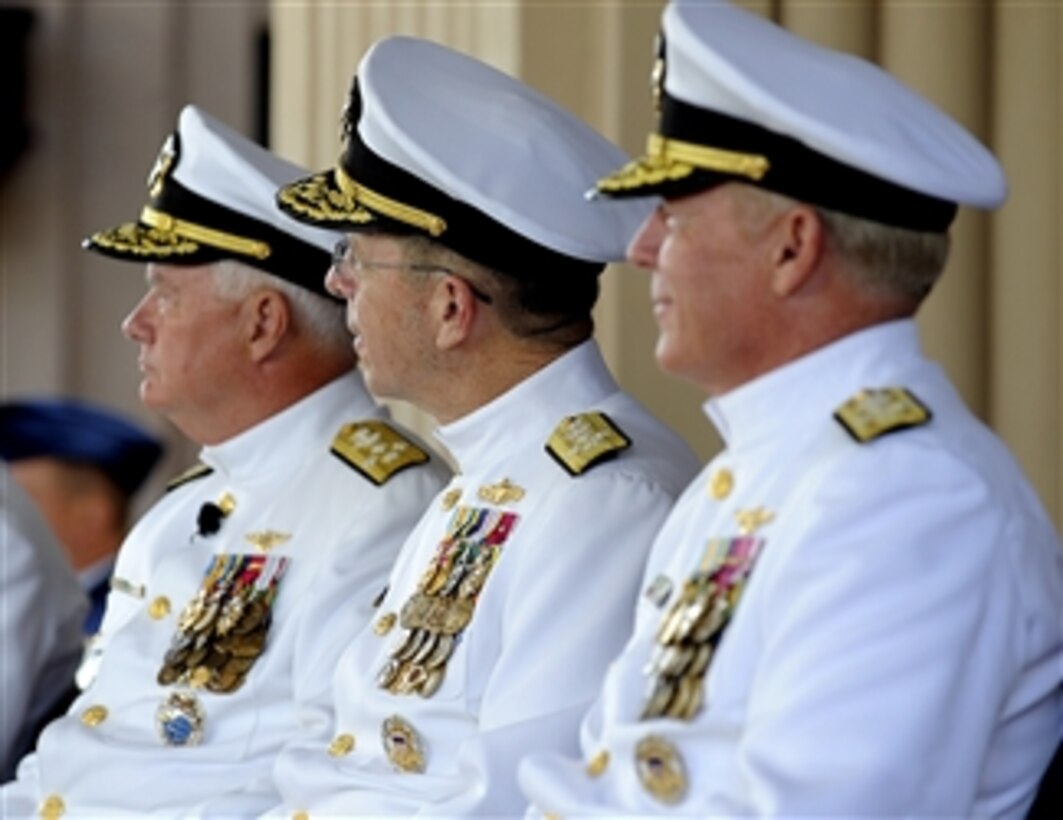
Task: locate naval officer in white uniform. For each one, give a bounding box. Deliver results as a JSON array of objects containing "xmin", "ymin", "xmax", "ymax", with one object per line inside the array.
[
  {"xmin": 0, "ymin": 105, "xmax": 449, "ymax": 817},
  {"xmin": 266, "ymin": 36, "xmax": 701, "ymax": 817},
  {"xmin": 518, "ymin": 2, "xmax": 1063, "ymax": 817}
]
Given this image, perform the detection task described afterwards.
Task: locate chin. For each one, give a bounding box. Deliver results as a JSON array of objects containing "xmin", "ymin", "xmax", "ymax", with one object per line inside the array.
[
  {"xmin": 138, "ymin": 384, "xmax": 167, "ymax": 411},
  {"xmin": 655, "ymin": 340, "xmax": 690, "ymax": 380}
]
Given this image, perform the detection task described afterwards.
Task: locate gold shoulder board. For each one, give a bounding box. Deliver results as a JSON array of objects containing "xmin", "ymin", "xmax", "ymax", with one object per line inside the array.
[
  {"xmin": 546, "ymin": 411, "xmax": 632, "ymax": 477},
  {"xmin": 331, "ymin": 420, "xmax": 430, "ymax": 486},
  {"xmin": 834, "ymin": 387, "xmax": 932, "ymax": 443},
  {"xmin": 165, "ymin": 463, "xmax": 214, "ymax": 492}
]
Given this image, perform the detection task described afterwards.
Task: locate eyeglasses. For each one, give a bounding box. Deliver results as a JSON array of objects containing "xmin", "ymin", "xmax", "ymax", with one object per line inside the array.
[{"xmin": 331, "ymin": 237, "xmax": 492, "ymax": 304}]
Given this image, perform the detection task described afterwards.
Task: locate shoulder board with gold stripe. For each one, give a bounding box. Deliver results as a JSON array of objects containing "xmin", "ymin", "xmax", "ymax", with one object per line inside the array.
[
  {"xmin": 546, "ymin": 411, "xmax": 632, "ymax": 477},
  {"xmin": 165, "ymin": 462, "xmax": 214, "ymax": 492},
  {"xmin": 834, "ymin": 387, "xmax": 932, "ymax": 443},
  {"xmin": 330, "ymin": 420, "xmax": 430, "ymax": 486}
]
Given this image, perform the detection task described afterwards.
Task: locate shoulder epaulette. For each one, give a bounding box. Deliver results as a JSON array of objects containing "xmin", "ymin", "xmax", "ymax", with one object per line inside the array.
[
  {"xmin": 834, "ymin": 387, "xmax": 932, "ymax": 443},
  {"xmin": 165, "ymin": 462, "xmax": 214, "ymax": 492},
  {"xmin": 330, "ymin": 420, "xmax": 430, "ymax": 486},
  {"xmin": 546, "ymin": 411, "xmax": 632, "ymax": 477}
]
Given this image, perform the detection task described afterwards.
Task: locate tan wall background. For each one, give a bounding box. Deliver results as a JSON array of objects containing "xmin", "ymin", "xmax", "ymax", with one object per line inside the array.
[{"xmin": 2, "ymin": 0, "xmax": 1060, "ymax": 529}]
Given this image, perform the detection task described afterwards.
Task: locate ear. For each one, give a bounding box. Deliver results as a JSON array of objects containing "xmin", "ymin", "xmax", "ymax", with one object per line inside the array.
[
  {"xmin": 431, "ymin": 274, "xmax": 481, "ymax": 350},
  {"xmin": 770, "ymin": 205, "xmax": 826, "ymax": 298},
  {"xmin": 244, "ymin": 289, "xmax": 291, "ymax": 362}
]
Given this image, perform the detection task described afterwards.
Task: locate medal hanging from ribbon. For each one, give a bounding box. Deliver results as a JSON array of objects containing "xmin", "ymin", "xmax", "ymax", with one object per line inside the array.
[
  {"xmin": 641, "ymin": 536, "xmax": 763, "ymax": 721},
  {"xmin": 377, "ymin": 506, "xmax": 519, "ymax": 698},
  {"xmin": 155, "ymin": 553, "xmax": 289, "ymax": 746}
]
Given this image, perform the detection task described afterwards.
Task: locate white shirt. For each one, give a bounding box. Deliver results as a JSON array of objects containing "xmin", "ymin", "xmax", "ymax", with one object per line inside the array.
[
  {"xmin": 1, "ymin": 372, "xmax": 450, "ymax": 816},
  {"xmin": 270, "ymin": 340, "xmax": 701, "ymax": 817},
  {"xmin": 519, "ymin": 320, "xmax": 1063, "ymax": 818},
  {"xmin": 0, "ymin": 467, "xmax": 87, "ymax": 780}
]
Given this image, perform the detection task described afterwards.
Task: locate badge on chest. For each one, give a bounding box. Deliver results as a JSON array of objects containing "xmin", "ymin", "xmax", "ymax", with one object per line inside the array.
[
  {"xmin": 376, "ymin": 506, "xmax": 519, "ymax": 698},
  {"xmin": 155, "ymin": 552, "xmax": 290, "ymax": 746},
  {"xmin": 641, "ymin": 529, "xmax": 766, "ymax": 722}
]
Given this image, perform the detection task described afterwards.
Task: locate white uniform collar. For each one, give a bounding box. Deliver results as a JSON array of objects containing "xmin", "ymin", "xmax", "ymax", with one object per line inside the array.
[
  {"xmin": 705, "ymin": 319, "xmax": 924, "ymax": 449},
  {"xmin": 200, "ymin": 369, "xmax": 377, "ymax": 481},
  {"xmin": 435, "ymin": 339, "xmax": 618, "ymax": 471}
]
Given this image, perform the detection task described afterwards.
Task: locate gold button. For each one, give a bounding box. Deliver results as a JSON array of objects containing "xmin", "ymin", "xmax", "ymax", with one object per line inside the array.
[
  {"xmin": 328, "ymin": 732, "xmax": 356, "ymax": 757},
  {"xmin": 374, "ymin": 612, "xmax": 397, "ymax": 636},
  {"xmin": 80, "ymin": 705, "xmax": 108, "ymax": 727},
  {"xmin": 148, "ymin": 596, "xmax": 171, "ymax": 620},
  {"xmin": 441, "ymin": 488, "xmax": 462, "ymax": 510},
  {"xmin": 585, "ymin": 749, "xmax": 609, "ymax": 777},
  {"xmin": 218, "ymin": 491, "xmax": 237, "ymax": 515},
  {"xmin": 708, "ymin": 468, "xmax": 733, "ymax": 500},
  {"xmin": 38, "ymin": 794, "xmax": 65, "ymax": 819},
  {"xmin": 292, "ymin": 812, "xmax": 309, "ymax": 820}
]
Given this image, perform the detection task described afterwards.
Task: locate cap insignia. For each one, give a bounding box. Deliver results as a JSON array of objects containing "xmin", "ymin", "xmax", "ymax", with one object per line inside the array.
[
  {"xmin": 166, "ymin": 462, "xmax": 214, "ymax": 492},
  {"xmin": 331, "ymin": 421, "xmax": 430, "ymax": 485},
  {"xmin": 834, "ymin": 387, "xmax": 932, "ymax": 443},
  {"xmin": 147, "ymin": 132, "xmax": 178, "ymax": 197},
  {"xmin": 546, "ymin": 411, "xmax": 631, "ymax": 477},
  {"xmin": 650, "ymin": 31, "xmax": 667, "ymax": 114}
]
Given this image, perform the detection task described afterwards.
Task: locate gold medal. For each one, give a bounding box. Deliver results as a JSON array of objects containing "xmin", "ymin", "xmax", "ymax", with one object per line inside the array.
[
  {"xmin": 381, "ymin": 715, "xmax": 426, "ymax": 773},
  {"xmin": 635, "ymin": 735, "xmax": 687, "ymax": 805}
]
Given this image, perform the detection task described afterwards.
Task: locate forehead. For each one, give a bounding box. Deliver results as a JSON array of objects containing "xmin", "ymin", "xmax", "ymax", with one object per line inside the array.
[
  {"xmin": 348, "ymin": 232, "xmax": 407, "ymax": 257},
  {"xmin": 146, "ymin": 262, "xmax": 215, "ymax": 288}
]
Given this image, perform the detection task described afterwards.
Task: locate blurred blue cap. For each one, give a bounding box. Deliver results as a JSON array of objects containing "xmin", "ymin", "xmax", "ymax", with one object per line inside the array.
[{"xmin": 0, "ymin": 398, "xmax": 165, "ymax": 496}]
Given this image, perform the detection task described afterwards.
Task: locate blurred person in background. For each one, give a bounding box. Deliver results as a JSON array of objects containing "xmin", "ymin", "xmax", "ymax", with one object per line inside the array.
[
  {"xmin": 1, "ymin": 397, "xmax": 165, "ymax": 635},
  {"xmin": 1, "ymin": 464, "xmax": 86, "ymax": 781}
]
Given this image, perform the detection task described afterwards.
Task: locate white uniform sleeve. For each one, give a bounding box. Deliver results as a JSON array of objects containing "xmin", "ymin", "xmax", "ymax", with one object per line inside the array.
[{"xmin": 724, "ymin": 447, "xmax": 1032, "ymax": 816}]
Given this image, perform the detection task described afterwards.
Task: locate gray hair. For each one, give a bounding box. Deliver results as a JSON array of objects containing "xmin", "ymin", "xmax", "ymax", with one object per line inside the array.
[
  {"xmin": 210, "ymin": 259, "xmax": 352, "ymax": 355},
  {"xmin": 814, "ymin": 206, "xmax": 950, "ymax": 302},
  {"xmin": 734, "ymin": 186, "xmax": 950, "ymax": 302}
]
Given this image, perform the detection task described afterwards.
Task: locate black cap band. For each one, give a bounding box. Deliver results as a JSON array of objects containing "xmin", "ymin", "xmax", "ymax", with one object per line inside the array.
[
  {"xmin": 85, "ymin": 177, "xmax": 334, "ymax": 299},
  {"xmin": 601, "ymin": 93, "xmax": 958, "ymax": 233}
]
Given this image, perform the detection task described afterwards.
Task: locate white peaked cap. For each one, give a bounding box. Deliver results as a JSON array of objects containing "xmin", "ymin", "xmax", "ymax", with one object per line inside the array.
[
  {"xmin": 279, "ymin": 36, "xmax": 654, "ymax": 277},
  {"xmin": 597, "ymin": 0, "xmax": 1007, "ymax": 232},
  {"xmin": 85, "ymin": 105, "xmax": 340, "ymax": 296}
]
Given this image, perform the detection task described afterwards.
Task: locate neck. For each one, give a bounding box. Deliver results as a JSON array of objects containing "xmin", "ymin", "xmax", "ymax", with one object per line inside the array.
[
  {"xmin": 175, "ymin": 357, "xmax": 352, "ymax": 445},
  {"xmin": 421, "ymin": 337, "xmax": 573, "ymax": 424}
]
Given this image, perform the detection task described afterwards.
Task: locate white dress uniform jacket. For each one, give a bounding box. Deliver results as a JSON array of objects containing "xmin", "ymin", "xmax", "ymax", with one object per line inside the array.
[
  {"xmin": 270, "ymin": 340, "xmax": 701, "ymax": 817},
  {"xmin": 0, "ymin": 468, "xmax": 87, "ymax": 781},
  {"xmin": 520, "ymin": 320, "xmax": 1063, "ymax": 818},
  {"xmin": 1, "ymin": 372, "xmax": 449, "ymax": 817}
]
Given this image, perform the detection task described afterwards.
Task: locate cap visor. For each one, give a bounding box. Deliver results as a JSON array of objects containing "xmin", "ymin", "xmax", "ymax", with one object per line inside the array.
[
  {"xmin": 594, "ymin": 155, "xmax": 731, "ymax": 202},
  {"xmin": 276, "ymin": 169, "xmax": 378, "ymax": 231},
  {"xmin": 83, "ymin": 221, "xmax": 209, "ymax": 263}
]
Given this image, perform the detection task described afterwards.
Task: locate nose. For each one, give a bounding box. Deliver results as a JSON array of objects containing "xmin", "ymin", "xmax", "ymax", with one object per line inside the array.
[
  {"xmin": 626, "ymin": 208, "xmax": 666, "ymax": 271},
  {"xmin": 121, "ymin": 293, "xmax": 153, "ymax": 344},
  {"xmin": 325, "ymin": 263, "xmax": 356, "ymax": 299}
]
